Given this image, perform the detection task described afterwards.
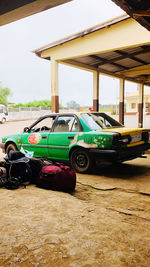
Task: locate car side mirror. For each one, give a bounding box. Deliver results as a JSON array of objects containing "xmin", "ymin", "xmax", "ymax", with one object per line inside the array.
[{"xmin": 24, "ymin": 127, "xmax": 30, "ymax": 133}]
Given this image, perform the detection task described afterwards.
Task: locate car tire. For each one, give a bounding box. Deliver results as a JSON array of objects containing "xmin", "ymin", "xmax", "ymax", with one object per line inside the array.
[
  {"xmin": 70, "ymin": 148, "xmax": 94, "ymax": 173},
  {"xmin": 6, "ymin": 143, "xmax": 18, "ymax": 155}
]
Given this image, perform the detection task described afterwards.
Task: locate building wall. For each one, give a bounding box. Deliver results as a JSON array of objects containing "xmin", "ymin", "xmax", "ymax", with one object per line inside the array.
[{"xmin": 125, "ymin": 96, "xmax": 150, "ymax": 114}]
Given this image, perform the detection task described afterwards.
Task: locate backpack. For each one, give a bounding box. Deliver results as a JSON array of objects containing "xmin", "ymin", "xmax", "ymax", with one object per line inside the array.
[
  {"xmin": 28, "ymin": 158, "xmax": 45, "ymax": 184},
  {"xmin": 4, "ymin": 151, "xmax": 32, "ymax": 189},
  {"xmin": 36, "ymin": 162, "xmax": 76, "ymax": 192}
]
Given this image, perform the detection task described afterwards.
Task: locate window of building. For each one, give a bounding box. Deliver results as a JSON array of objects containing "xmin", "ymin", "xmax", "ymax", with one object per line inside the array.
[{"xmin": 131, "ymin": 103, "xmax": 136, "ymax": 109}]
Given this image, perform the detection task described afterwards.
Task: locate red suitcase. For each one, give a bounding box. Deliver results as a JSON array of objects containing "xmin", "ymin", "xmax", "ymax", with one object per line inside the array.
[{"xmin": 36, "ymin": 163, "xmax": 76, "ymax": 192}]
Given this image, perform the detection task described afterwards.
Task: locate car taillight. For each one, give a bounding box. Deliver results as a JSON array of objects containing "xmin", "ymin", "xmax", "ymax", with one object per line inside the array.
[
  {"xmin": 120, "ymin": 135, "xmax": 131, "ymax": 144},
  {"xmin": 112, "ymin": 134, "xmax": 131, "ymax": 148}
]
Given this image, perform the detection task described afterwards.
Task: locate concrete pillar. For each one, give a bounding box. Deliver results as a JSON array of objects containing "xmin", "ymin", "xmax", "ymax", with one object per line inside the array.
[
  {"xmin": 148, "ymin": 102, "xmax": 150, "ymax": 114},
  {"xmin": 119, "ymin": 79, "xmax": 125, "ymax": 125},
  {"xmin": 93, "ymin": 71, "xmax": 99, "ymax": 112},
  {"xmin": 51, "ymin": 58, "xmax": 59, "ymax": 113},
  {"xmin": 138, "ymin": 83, "xmax": 144, "ymax": 128}
]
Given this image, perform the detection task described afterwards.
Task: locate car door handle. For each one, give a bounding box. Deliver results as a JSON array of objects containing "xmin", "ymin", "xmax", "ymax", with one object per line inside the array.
[
  {"xmin": 68, "ymin": 136, "xmax": 74, "ymax": 140},
  {"xmin": 42, "ymin": 136, "xmax": 47, "ymax": 139}
]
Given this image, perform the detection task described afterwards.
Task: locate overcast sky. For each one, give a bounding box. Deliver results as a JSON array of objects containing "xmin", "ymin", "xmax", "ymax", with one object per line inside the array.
[{"xmin": 0, "ymin": 0, "xmax": 138, "ymax": 106}]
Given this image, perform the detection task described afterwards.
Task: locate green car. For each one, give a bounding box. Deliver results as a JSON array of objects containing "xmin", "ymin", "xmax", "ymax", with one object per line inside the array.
[{"xmin": 0, "ymin": 112, "xmax": 150, "ymax": 173}]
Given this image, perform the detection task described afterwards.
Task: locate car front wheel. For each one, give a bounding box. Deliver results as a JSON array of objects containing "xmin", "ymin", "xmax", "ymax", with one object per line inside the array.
[
  {"xmin": 70, "ymin": 148, "xmax": 94, "ymax": 173},
  {"xmin": 6, "ymin": 143, "xmax": 18, "ymax": 155}
]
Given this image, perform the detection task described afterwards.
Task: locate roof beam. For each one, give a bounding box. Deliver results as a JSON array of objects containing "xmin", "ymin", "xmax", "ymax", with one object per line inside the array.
[
  {"xmin": 115, "ymin": 50, "xmax": 147, "ymax": 65},
  {"xmin": 133, "ymin": 10, "xmax": 150, "ymax": 18},
  {"xmin": 61, "ymin": 59, "xmax": 147, "ymax": 84},
  {"xmin": 117, "ymin": 64, "xmax": 150, "ymax": 76},
  {"xmin": 89, "ymin": 55, "xmax": 128, "ymax": 70},
  {"xmin": 60, "ymin": 59, "xmax": 99, "ymax": 72},
  {"xmin": 90, "ymin": 47, "xmax": 149, "ymax": 68},
  {"xmin": 136, "ymin": 76, "xmax": 150, "ymax": 82}
]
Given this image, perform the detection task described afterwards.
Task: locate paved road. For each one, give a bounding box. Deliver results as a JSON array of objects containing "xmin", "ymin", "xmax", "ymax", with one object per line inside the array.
[
  {"xmin": 0, "ymin": 119, "xmax": 36, "ymax": 158},
  {"xmin": 0, "ymin": 119, "xmax": 36, "ymax": 137}
]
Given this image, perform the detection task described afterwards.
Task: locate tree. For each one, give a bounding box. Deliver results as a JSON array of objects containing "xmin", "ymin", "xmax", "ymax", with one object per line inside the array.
[
  {"xmin": 0, "ymin": 82, "xmax": 11, "ymax": 106},
  {"xmin": 66, "ymin": 100, "xmax": 79, "ymax": 108},
  {"xmin": 10, "ymin": 99, "xmax": 62, "ymax": 108}
]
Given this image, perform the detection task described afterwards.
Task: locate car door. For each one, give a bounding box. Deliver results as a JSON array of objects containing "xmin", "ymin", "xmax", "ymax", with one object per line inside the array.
[
  {"xmin": 21, "ymin": 116, "xmax": 55, "ymax": 157},
  {"xmin": 48, "ymin": 115, "xmax": 81, "ymax": 160}
]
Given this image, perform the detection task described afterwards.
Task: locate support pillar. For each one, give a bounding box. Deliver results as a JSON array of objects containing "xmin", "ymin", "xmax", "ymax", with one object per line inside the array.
[
  {"xmin": 148, "ymin": 102, "xmax": 150, "ymax": 114},
  {"xmin": 93, "ymin": 71, "xmax": 99, "ymax": 111},
  {"xmin": 119, "ymin": 78, "xmax": 125, "ymax": 125},
  {"xmin": 51, "ymin": 58, "xmax": 59, "ymax": 113},
  {"xmin": 138, "ymin": 83, "xmax": 144, "ymax": 128}
]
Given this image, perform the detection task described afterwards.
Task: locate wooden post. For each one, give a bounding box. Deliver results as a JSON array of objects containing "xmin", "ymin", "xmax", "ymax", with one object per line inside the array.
[
  {"xmin": 138, "ymin": 83, "xmax": 144, "ymax": 128},
  {"xmin": 93, "ymin": 71, "xmax": 99, "ymax": 111},
  {"xmin": 51, "ymin": 58, "xmax": 59, "ymax": 113},
  {"xmin": 119, "ymin": 78, "xmax": 125, "ymax": 125}
]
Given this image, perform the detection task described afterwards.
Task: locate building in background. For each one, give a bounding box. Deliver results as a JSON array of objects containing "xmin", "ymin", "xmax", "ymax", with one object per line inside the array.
[{"xmin": 125, "ymin": 88, "xmax": 150, "ymax": 114}]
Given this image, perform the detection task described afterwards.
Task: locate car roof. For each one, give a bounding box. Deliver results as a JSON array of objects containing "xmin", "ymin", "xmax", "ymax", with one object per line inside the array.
[{"xmin": 40, "ymin": 111, "xmax": 104, "ymax": 117}]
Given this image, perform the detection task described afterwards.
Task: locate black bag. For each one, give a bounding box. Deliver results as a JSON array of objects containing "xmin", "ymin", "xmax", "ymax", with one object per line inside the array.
[
  {"xmin": 4, "ymin": 151, "xmax": 32, "ymax": 189},
  {"xmin": 0, "ymin": 177, "xmax": 7, "ymax": 188},
  {"xmin": 28, "ymin": 158, "xmax": 45, "ymax": 183},
  {"xmin": 5, "ymin": 176, "xmax": 24, "ymax": 190}
]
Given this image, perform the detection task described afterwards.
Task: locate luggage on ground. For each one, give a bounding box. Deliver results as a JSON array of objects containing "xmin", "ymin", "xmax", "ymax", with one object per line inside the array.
[
  {"xmin": 36, "ymin": 163, "xmax": 76, "ymax": 192},
  {"xmin": 28, "ymin": 158, "xmax": 44, "ymax": 183},
  {"xmin": 2, "ymin": 151, "xmax": 76, "ymax": 192},
  {"xmin": 4, "ymin": 151, "xmax": 32, "ymax": 189}
]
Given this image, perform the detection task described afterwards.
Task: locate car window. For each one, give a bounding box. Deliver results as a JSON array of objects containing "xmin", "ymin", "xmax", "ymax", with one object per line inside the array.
[
  {"xmin": 71, "ymin": 118, "xmax": 80, "ymax": 132},
  {"xmin": 53, "ymin": 116, "xmax": 76, "ymax": 132},
  {"xmin": 81, "ymin": 113, "xmax": 123, "ymax": 130},
  {"xmin": 81, "ymin": 113, "xmax": 102, "ymax": 130},
  {"xmin": 31, "ymin": 117, "xmax": 55, "ymax": 132}
]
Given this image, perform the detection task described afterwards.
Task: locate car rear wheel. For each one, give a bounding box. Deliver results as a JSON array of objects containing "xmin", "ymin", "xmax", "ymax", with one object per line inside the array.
[
  {"xmin": 70, "ymin": 148, "xmax": 94, "ymax": 173},
  {"xmin": 6, "ymin": 143, "xmax": 18, "ymax": 155}
]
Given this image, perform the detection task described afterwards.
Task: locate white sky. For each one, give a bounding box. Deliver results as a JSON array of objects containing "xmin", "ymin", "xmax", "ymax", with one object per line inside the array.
[{"xmin": 0, "ymin": 0, "xmax": 138, "ymax": 106}]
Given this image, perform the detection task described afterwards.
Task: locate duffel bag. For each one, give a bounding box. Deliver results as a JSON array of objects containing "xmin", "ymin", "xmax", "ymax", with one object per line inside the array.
[{"xmin": 36, "ymin": 164, "xmax": 76, "ymax": 192}]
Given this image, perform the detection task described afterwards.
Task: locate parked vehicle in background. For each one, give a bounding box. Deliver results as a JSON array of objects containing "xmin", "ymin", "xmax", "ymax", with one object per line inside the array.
[
  {"xmin": 0, "ymin": 104, "xmax": 8, "ymax": 123},
  {"xmin": 0, "ymin": 112, "xmax": 150, "ymax": 173}
]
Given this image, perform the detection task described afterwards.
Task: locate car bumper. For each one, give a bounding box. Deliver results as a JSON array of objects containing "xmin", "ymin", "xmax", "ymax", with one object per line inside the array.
[{"xmin": 89, "ymin": 143, "xmax": 150, "ymax": 163}]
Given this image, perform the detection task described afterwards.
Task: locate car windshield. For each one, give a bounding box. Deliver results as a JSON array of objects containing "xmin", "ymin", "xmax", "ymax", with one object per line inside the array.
[{"xmin": 81, "ymin": 113, "xmax": 123, "ymax": 130}]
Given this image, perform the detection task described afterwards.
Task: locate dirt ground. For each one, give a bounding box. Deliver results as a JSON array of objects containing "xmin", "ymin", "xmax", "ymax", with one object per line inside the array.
[{"xmin": 0, "ymin": 121, "xmax": 150, "ymax": 267}]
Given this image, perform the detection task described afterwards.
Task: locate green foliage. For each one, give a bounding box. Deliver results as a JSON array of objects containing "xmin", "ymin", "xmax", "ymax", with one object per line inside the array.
[
  {"xmin": 0, "ymin": 82, "xmax": 11, "ymax": 106},
  {"xmin": 10, "ymin": 100, "xmax": 51, "ymax": 108},
  {"xmin": 10, "ymin": 99, "xmax": 62, "ymax": 108}
]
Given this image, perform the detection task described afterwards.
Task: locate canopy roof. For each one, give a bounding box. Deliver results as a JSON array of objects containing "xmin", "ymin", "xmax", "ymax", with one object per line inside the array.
[
  {"xmin": 33, "ymin": 15, "xmax": 150, "ymax": 86},
  {"xmin": 0, "ymin": 0, "xmax": 71, "ymax": 26},
  {"xmin": 112, "ymin": 0, "xmax": 150, "ymax": 31}
]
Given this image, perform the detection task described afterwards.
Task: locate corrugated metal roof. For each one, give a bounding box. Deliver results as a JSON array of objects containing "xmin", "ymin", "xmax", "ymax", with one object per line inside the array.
[
  {"xmin": 0, "ymin": 0, "xmax": 71, "ymax": 26},
  {"xmin": 112, "ymin": 0, "xmax": 150, "ymax": 31},
  {"xmin": 64, "ymin": 45, "xmax": 150, "ymax": 85}
]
